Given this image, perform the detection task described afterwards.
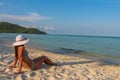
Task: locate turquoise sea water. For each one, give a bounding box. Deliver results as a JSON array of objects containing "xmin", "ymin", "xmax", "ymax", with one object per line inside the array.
[{"xmin": 0, "ymin": 33, "xmax": 120, "ymax": 59}]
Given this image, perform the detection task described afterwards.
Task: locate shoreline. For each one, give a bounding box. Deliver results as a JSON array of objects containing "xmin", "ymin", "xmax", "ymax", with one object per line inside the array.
[
  {"xmin": 1, "ymin": 41, "xmax": 120, "ymax": 65},
  {"xmin": 28, "ymin": 46, "xmax": 120, "ymax": 65}
]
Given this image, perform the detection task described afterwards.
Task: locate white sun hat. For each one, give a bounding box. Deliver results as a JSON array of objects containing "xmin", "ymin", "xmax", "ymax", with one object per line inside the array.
[{"xmin": 13, "ymin": 34, "xmax": 29, "ymax": 46}]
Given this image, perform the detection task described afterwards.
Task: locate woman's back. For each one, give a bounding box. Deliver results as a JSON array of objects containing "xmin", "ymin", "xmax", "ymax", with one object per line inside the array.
[{"xmin": 17, "ymin": 45, "xmax": 32, "ymax": 69}]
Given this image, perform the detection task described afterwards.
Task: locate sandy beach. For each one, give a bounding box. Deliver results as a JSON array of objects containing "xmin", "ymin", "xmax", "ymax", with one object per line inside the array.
[{"xmin": 0, "ymin": 47, "xmax": 120, "ymax": 80}]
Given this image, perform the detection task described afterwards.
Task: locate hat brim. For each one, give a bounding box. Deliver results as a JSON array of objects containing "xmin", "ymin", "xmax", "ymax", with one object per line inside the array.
[{"xmin": 13, "ymin": 39, "xmax": 29, "ymax": 46}]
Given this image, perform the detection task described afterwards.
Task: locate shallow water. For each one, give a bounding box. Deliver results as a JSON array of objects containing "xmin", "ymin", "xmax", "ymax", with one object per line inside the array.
[{"xmin": 0, "ymin": 33, "xmax": 120, "ymax": 59}]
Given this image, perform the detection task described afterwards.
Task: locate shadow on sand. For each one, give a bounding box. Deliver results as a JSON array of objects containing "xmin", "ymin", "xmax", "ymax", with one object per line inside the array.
[
  {"xmin": 40, "ymin": 61, "xmax": 95, "ymax": 69},
  {"xmin": 58, "ymin": 61, "xmax": 95, "ymax": 66},
  {"xmin": 97, "ymin": 59, "xmax": 120, "ymax": 66}
]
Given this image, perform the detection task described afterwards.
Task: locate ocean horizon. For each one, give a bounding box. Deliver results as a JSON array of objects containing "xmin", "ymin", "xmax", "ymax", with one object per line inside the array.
[{"xmin": 0, "ymin": 33, "xmax": 120, "ymax": 59}]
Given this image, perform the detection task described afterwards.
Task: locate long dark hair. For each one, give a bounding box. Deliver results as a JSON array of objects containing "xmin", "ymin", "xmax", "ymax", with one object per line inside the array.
[{"xmin": 14, "ymin": 46, "xmax": 18, "ymax": 59}]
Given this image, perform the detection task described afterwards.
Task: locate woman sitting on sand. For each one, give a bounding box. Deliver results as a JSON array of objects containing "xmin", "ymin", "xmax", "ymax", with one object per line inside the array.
[{"xmin": 9, "ymin": 34, "xmax": 56, "ymax": 74}]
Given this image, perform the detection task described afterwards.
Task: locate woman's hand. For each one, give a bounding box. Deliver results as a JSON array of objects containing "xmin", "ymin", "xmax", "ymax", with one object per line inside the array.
[
  {"xmin": 14, "ymin": 71, "xmax": 21, "ymax": 74},
  {"xmin": 9, "ymin": 65, "xmax": 16, "ymax": 69}
]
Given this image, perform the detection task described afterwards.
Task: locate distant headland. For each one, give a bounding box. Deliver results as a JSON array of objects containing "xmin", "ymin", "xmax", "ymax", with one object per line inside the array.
[{"xmin": 0, "ymin": 22, "xmax": 46, "ymax": 34}]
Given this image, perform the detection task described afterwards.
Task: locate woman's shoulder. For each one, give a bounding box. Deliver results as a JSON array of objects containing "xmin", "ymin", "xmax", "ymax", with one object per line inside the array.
[
  {"xmin": 18, "ymin": 45, "xmax": 25, "ymax": 49},
  {"xmin": 17, "ymin": 45, "xmax": 25, "ymax": 52}
]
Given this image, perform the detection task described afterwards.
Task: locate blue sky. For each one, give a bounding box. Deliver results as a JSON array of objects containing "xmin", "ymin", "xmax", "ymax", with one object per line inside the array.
[{"xmin": 0, "ymin": 0, "xmax": 120, "ymax": 36}]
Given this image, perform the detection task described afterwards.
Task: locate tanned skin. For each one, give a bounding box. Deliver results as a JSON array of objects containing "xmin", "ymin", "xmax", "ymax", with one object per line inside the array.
[{"xmin": 9, "ymin": 45, "xmax": 56, "ymax": 74}]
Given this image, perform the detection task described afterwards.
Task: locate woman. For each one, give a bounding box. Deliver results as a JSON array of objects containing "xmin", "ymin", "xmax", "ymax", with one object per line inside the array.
[{"xmin": 9, "ymin": 35, "xmax": 56, "ymax": 74}]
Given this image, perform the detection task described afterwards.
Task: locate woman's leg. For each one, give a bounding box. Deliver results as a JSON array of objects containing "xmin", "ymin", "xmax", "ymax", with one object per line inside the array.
[{"xmin": 34, "ymin": 56, "xmax": 56, "ymax": 70}]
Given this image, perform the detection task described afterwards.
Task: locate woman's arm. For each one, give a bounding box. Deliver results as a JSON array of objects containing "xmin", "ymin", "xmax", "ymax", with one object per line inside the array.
[
  {"xmin": 13, "ymin": 46, "xmax": 18, "ymax": 67},
  {"xmin": 13, "ymin": 58, "xmax": 18, "ymax": 67},
  {"xmin": 17, "ymin": 46, "xmax": 24, "ymax": 74},
  {"xmin": 9, "ymin": 58, "xmax": 18, "ymax": 69},
  {"xmin": 9, "ymin": 47, "xmax": 18, "ymax": 68}
]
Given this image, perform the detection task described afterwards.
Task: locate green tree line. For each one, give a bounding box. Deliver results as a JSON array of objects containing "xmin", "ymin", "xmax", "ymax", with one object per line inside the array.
[{"xmin": 0, "ymin": 22, "xmax": 46, "ymax": 34}]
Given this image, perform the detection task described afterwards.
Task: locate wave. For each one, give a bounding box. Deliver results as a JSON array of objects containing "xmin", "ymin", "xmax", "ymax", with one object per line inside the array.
[{"xmin": 58, "ymin": 47, "xmax": 99, "ymax": 57}]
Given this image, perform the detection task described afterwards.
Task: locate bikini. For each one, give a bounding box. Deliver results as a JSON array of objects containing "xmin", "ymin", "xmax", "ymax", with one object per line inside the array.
[{"xmin": 23, "ymin": 50, "xmax": 35, "ymax": 70}]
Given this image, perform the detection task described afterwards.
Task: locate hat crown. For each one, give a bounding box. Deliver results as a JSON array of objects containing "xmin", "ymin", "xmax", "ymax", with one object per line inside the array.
[
  {"xmin": 13, "ymin": 34, "xmax": 29, "ymax": 46},
  {"xmin": 16, "ymin": 35, "xmax": 26, "ymax": 41}
]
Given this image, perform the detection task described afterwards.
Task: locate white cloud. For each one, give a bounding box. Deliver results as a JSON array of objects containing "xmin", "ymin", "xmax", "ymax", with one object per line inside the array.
[
  {"xmin": 19, "ymin": 24, "xmax": 55, "ymax": 32},
  {"xmin": 0, "ymin": 12, "xmax": 52, "ymax": 22},
  {"xmin": 41, "ymin": 26, "xmax": 55, "ymax": 31},
  {"xmin": 32, "ymin": 25, "xmax": 55, "ymax": 31},
  {"xmin": 0, "ymin": 2, "xmax": 5, "ymax": 6},
  {"xmin": 19, "ymin": 24, "xmax": 32, "ymax": 28}
]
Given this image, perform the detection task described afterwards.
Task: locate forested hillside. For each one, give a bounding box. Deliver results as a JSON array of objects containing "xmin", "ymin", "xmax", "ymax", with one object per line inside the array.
[{"xmin": 0, "ymin": 22, "xmax": 46, "ymax": 34}]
